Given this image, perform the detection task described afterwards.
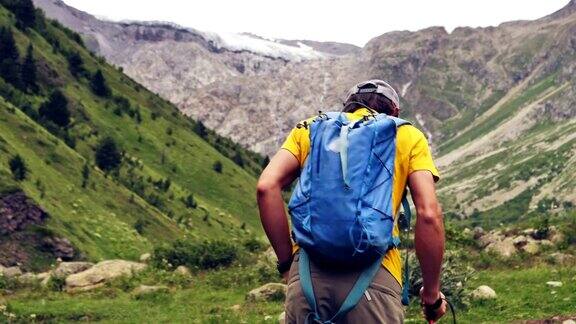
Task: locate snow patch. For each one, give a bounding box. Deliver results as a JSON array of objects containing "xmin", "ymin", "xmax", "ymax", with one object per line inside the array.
[
  {"xmin": 401, "ymin": 81, "xmax": 412, "ymax": 97},
  {"xmin": 415, "ymin": 113, "xmax": 433, "ymax": 142},
  {"xmin": 206, "ymin": 32, "xmax": 325, "ymax": 61}
]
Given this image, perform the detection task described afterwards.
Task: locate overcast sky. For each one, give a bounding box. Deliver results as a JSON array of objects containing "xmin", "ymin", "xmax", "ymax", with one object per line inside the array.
[{"xmin": 62, "ymin": 0, "xmax": 569, "ymax": 47}]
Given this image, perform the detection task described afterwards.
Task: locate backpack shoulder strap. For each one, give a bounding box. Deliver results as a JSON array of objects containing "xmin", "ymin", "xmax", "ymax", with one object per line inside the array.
[
  {"xmin": 389, "ymin": 116, "xmax": 411, "ymax": 127},
  {"xmin": 299, "ymin": 249, "xmax": 384, "ymax": 324}
]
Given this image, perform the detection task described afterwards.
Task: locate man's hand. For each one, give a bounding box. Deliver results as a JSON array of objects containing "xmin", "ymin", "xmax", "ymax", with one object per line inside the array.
[
  {"xmin": 408, "ymin": 170, "xmax": 445, "ymax": 323},
  {"xmin": 257, "ymin": 150, "xmax": 301, "ymax": 276},
  {"xmin": 419, "ymin": 288, "xmax": 447, "ymax": 323},
  {"xmin": 282, "ymin": 270, "xmax": 290, "ymax": 284}
]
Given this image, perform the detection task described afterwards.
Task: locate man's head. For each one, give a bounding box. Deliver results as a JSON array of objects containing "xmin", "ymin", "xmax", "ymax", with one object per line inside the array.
[{"xmin": 343, "ymin": 80, "xmax": 400, "ymax": 117}]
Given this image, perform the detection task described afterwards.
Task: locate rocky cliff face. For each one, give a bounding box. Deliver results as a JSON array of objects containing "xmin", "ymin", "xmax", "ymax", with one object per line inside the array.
[
  {"xmin": 34, "ymin": 0, "xmax": 576, "ymax": 217},
  {"xmin": 0, "ymin": 192, "xmax": 47, "ymax": 235},
  {"xmin": 0, "ymin": 192, "xmax": 76, "ymax": 269}
]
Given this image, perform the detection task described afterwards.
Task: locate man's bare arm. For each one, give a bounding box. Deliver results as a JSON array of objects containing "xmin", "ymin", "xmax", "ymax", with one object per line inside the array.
[
  {"xmin": 408, "ymin": 170, "xmax": 445, "ymax": 305},
  {"xmin": 257, "ymin": 150, "xmax": 301, "ymax": 273}
]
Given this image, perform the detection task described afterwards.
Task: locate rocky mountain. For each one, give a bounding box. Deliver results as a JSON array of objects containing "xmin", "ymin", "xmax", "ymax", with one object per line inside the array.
[{"xmin": 34, "ymin": 0, "xmax": 576, "ymax": 225}]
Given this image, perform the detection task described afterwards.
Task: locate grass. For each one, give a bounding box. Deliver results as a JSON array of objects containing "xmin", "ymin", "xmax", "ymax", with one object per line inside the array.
[
  {"xmin": 2, "ymin": 263, "xmax": 574, "ymax": 323},
  {"xmin": 456, "ymin": 266, "xmax": 576, "ymax": 322},
  {"xmin": 439, "ymin": 89, "xmax": 506, "ymax": 143},
  {"xmin": 438, "ymin": 73, "xmax": 558, "ymax": 154},
  {"xmin": 4, "ymin": 283, "xmax": 284, "ymax": 323}
]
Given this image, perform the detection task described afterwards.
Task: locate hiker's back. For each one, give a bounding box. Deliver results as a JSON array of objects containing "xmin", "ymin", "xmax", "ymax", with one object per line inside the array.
[{"xmin": 289, "ymin": 112, "xmax": 409, "ymax": 268}]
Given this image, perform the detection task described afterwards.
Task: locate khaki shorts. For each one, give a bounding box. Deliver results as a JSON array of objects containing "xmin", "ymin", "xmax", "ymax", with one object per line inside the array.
[{"xmin": 285, "ymin": 253, "xmax": 405, "ymax": 324}]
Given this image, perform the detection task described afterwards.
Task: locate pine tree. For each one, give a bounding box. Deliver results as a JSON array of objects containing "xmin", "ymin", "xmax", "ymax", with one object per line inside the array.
[
  {"xmin": 1, "ymin": 0, "xmax": 36, "ymax": 29},
  {"xmin": 9, "ymin": 154, "xmax": 28, "ymax": 181},
  {"xmin": 0, "ymin": 27, "xmax": 19, "ymax": 61},
  {"xmin": 13, "ymin": 0, "xmax": 36, "ymax": 29},
  {"xmin": 0, "ymin": 27, "xmax": 21, "ymax": 88},
  {"xmin": 90, "ymin": 69, "xmax": 111, "ymax": 97},
  {"xmin": 232, "ymin": 151, "xmax": 244, "ymax": 167},
  {"xmin": 66, "ymin": 51, "xmax": 85, "ymax": 77},
  {"xmin": 39, "ymin": 90, "xmax": 71, "ymax": 128},
  {"xmin": 260, "ymin": 156, "xmax": 270, "ymax": 169},
  {"xmin": 81, "ymin": 162, "xmax": 90, "ymax": 188},
  {"xmin": 21, "ymin": 44, "xmax": 38, "ymax": 92},
  {"xmin": 95, "ymin": 137, "xmax": 122, "ymax": 172},
  {"xmin": 193, "ymin": 121, "xmax": 208, "ymax": 138},
  {"xmin": 0, "ymin": 58, "xmax": 21, "ymax": 88}
]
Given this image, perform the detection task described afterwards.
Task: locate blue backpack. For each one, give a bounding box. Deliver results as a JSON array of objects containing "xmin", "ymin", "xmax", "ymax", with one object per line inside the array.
[{"xmin": 288, "ymin": 111, "xmax": 412, "ymax": 323}]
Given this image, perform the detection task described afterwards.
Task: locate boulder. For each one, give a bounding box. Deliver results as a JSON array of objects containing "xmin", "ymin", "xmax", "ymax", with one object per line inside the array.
[
  {"xmin": 278, "ymin": 311, "xmax": 286, "ymax": 324},
  {"xmin": 139, "ymin": 253, "xmax": 151, "ymax": 263},
  {"xmin": 470, "ymin": 285, "xmax": 497, "ymax": 300},
  {"xmin": 562, "ymin": 320, "xmax": 576, "ymax": 324},
  {"xmin": 36, "ymin": 272, "xmax": 50, "ymax": 281},
  {"xmin": 550, "ymin": 232, "xmax": 565, "ymax": 245},
  {"xmin": 65, "ymin": 260, "xmax": 147, "ymax": 292},
  {"xmin": 246, "ymin": 283, "xmax": 287, "ymax": 302},
  {"xmin": 52, "ymin": 262, "xmax": 94, "ymax": 278},
  {"xmin": 478, "ymin": 233, "xmax": 502, "ymax": 248},
  {"xmin": 549, "ymin": 252, "xmax": 575, "ymax": 265},
  {"xmin": 473, "ymin": 227, "xmax": 484, "ymax": 239},
  {"xmin": 486, "ymin": 237, "xmax": 516, "ymax": 258},
  {"xmin": 521, "ymin": 228, "xmax": 536, "ymax": 236},
  {"xmin": 512, "ymin": 235, "xmax": 528, "ymax": 247},
  {"xmin": 17, "ymin": 272, "xmax": 41, "ymax": 285},
  {"xmin": 546, "ymin": 281, "xmax": 563, "ymax": 287},
  {"xmin": 539, "ymin": 239, "xmax": 554, "ymax": 247},
  {"xmin": 0, "ymin": 266, "xmax": 22, "ymax": 278},
  {"xmin": 174, "ymin": 265, "xmax": 191, "ymax": 276},
  {"xmin": 522, "ymin": 241, "xmax": 539, "ymax": 254},
  {"xmin": 132, "ymin": 285, "xmax": 169, "ymax": 299}
]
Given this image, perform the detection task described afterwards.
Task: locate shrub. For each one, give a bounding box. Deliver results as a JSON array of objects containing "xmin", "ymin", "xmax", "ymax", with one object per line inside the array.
[
  {"xmin": 133, "ymin": 218, "xmax": 149, "ymax": 235},
  {"xmin": 151, "ymin": 239, "xmax": 238, "ymax": 271},
  {"xmin": 95, "ymin": 137, "xmax": 122, "ymax": 172},
  {"xmin": 90, "ymin": 69, "xmax": 111, "ymax": 97},
  {"xmin": 242, "ymin": 238, "xmax": 265, "ymax": 253},
  {"xmin": 407, "ymin": 250, "xmax": 473, "ymax": 308},
  {"xmin": 182, "ymin": 194, "xmax": 197, "ymax": 209},
  {"xmin": 9, "ymin": 154, "xmax": 27, "ymax": 181},
  {"xmin": 66, "ymin": 51, "xmax": 86, "ymax": 77},
  {"xmin": 39, "ymin": 90, "xmax": 70, "ymax": 128},
  {"xmin": 232, "ymin": 152, "xmax": 244, "ymax": 167},
  {"xmin": 45, "ymin": 275, "xmax": 66, "ymax": 292},
  {"xmin": 213, "ymin": 161, "xmax": 223, "ymax": 173}
]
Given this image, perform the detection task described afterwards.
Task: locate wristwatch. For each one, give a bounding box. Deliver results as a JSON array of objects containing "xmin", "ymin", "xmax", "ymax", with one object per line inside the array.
[
  {"xmin": 276, "ymin": 256, "xmax": 293, "ymax": 274},
  {"xmin": 422, "ymin": 297, "xmax": 443, "ymax": 319}
]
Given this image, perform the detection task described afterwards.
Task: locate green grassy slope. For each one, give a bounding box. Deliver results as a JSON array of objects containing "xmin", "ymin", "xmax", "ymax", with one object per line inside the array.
[{"xmin": 0, "ymin": 5, "xmax": 263, "ymax": 263}]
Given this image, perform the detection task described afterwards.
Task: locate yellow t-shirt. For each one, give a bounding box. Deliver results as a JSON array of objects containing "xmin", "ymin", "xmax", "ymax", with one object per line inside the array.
[{"xmin": 281, "ymin": 108, "xmax": 440, "ymax": 285}]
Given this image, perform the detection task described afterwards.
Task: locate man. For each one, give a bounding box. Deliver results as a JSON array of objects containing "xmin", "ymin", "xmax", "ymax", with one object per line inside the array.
[{"xmin": 257, "ymin": 80, "xmax": 446, "ymax": 323}]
